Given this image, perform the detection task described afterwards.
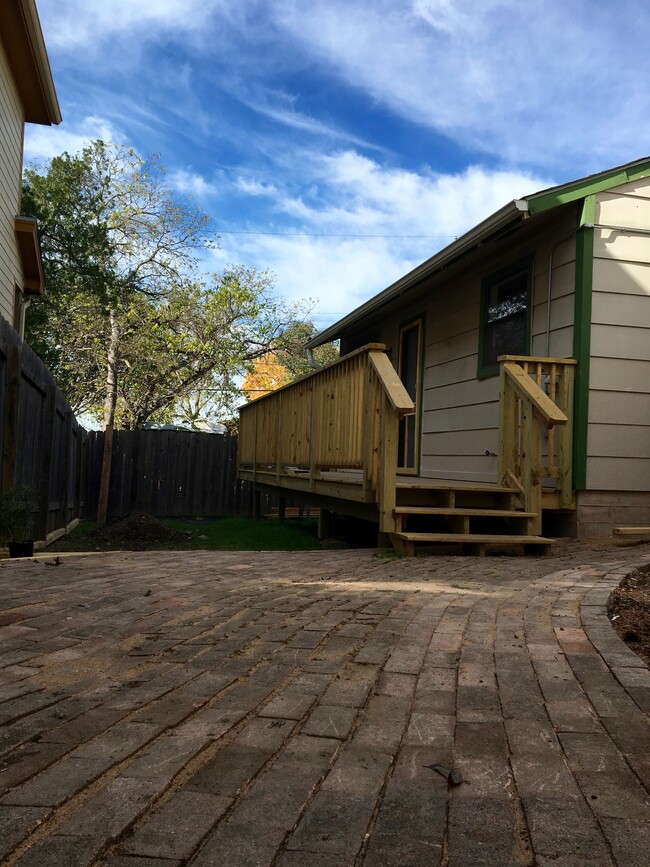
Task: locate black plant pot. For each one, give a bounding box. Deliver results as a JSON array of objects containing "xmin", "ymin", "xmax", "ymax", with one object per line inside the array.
[{"xmin": 8, "ymin": 541, "xmax": 34, "ymax": 558}]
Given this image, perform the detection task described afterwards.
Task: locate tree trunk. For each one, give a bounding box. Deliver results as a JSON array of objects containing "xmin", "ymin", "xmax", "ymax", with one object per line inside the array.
[{"xmin": 96, "ymin": 309, "xmax": 120, "ymax": 525}]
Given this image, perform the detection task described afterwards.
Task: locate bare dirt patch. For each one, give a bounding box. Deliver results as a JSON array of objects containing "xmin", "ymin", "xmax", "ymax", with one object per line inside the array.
[
  {"xmin": 52, "ymin": 511, "xmax": 191, "ymax": 552},
  {"xmin": 608, "ymin": 565, "xmax": 650, "ymax": 666}
]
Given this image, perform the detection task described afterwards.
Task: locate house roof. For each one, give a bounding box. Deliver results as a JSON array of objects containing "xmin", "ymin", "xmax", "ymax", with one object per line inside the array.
[
  {"xmin": 0, "ymin": 0, "xmax": 61, "ymax": 125},
  {"xmin": 306, "ymin": 155, "xmax": 650, "ymax": 349}
]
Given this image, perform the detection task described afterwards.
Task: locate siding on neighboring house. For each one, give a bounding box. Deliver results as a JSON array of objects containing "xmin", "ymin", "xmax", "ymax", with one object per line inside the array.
[
  {"xmin": 0, "ymin": 42, "xmax": 24, "ymax": 326},
  {"xmin": 586, "ymin": 177, "xmax": 650, "ymax": 491}
]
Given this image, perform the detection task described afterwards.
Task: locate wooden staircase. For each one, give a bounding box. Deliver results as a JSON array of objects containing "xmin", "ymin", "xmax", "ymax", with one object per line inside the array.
[{"xmin": 390, "ymin": 480, "xmax": 552, "ymax": 556}]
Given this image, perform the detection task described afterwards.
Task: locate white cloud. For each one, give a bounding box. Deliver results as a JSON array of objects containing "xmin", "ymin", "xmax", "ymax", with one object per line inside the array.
[
  {"xmin": 213, "ymin": 152, "xmax": 551, "ymax": 329},
  {"xmin": 40, "ymin": 0, "xmax": 217, "ymax": 48},
  {"xmin": 23, "ymin": 114, "xmax": 125, "ymax": 163},
  {"xmin": 273, "ymin": 151, "xmax": 551, "ymax": 239},
  {"xmin": 235, "ymin": 178, "xmax": 278, "ymax": 197},
  {"xmin": 239, "ymin": 87, "xmax": 382, "ymax": 150},
  {"xmin": 169, "ymin": 169, "xmax": 219, "ymax": 199}
]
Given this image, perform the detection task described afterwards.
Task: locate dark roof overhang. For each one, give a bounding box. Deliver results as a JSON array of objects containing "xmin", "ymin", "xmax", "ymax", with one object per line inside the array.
[
  {"xmin": 15, "ymin": 216, "xmax": 45, "ymax": 295},
  {"xmin": 0, "ymin": 0, "xmax": 61, "ymax": 125}
]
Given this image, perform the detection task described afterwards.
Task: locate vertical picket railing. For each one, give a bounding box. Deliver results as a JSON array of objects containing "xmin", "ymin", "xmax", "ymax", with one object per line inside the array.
[
  {"xmin": 238, "ymin": 344, "xmax": 414, "ymax": 532},
  {"xmin": 498, "ymin": 355, "xmax": 576, "ymax": 527}
]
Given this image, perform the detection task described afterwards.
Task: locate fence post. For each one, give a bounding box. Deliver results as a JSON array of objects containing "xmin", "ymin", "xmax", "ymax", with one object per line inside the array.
[
  {"xmin": 1, "ymin": 343, "xmax": 21, "ymax": 492},
  {"xmin": 36, "ymin": 385, "xmax": 56, "ymax": 541},
  {"xmin": 74, "ymin": 427, "xmax": 83, "ymax": 520},
  {"xmin": 60, "ymin": 409, "xmax": 73, "ymax": 529}
]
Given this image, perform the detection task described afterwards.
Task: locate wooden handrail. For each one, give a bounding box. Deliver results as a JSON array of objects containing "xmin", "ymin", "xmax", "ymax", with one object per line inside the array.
[
  {"xmin": 368, "ymin": 351, "xmax": 414, "ymax": 413},
  {"xmin": 502, "ymin": 362, "xmax": 568, "ymax": 426},
  {"xmin": 498, "ymin": 356, "xmax": 576, "ymax": 522}
]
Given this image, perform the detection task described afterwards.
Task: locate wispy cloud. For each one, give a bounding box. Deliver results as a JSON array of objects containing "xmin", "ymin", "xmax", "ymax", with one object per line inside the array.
[
  {"xmin": 40, "ymin": 0, "xmax": 216, "ymax": 48},
  {"xmin": 24, "ymin": 114, "xmax": 125, "ymax": 163},
  {"xmin": 269, "ymin": 0, "xmax": 650, "ymax": 169},
  {"xmin": 211, "ymin": 152, "xmax": 550, "ymax": 326},
  {"xmin": 168, "ymin": 169, "xmax": 219, "ymax": 199},
  {"xmin": 30, "ymin": 0, "xmax": 649, "ymax": 340}
]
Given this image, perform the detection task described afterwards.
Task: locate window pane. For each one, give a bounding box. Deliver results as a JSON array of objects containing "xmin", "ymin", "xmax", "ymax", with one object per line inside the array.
[
  {"xmin": 482, "ymin": 268, "xmax": 528, "ymax": 370},
  {"xmin": 487, "ymin": 272, "xmax": 527, "ymax": 323},
  {"xmin": 484, "ymin": 315, "xmax": 526, "ymax": 368}
]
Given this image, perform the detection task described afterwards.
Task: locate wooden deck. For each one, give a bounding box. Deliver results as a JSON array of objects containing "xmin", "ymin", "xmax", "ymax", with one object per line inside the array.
[{"xmin": 238, "ymin": 347, "xmax": 576, "ymax": 554}]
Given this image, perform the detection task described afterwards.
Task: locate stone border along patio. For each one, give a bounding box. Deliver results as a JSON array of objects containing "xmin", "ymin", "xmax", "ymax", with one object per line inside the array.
[{"xmin": 0, "ymin": 543, "xmax": 648, "ymax": 866}]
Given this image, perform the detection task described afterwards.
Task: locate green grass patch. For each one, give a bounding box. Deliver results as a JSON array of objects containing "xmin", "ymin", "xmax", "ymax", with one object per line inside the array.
[
  {"xmin": 167, "ymin": 517, "xmax": 321, "ymax": 551},
  {"xmin": 50, "ymin": 515, "xmax": 321, "ymax": 552}
]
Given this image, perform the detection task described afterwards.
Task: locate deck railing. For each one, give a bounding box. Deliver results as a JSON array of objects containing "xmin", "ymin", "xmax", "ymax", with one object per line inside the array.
[
  {"xmin": 498, "ymin": 355, "xmax": 576, "ymax": 528},
  {"xmin": 238, "ymin": 344, "xmax": 414, "ymax": 532}
]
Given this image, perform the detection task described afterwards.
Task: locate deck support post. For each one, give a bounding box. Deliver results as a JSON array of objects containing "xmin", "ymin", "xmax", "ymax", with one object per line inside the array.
[
  {"xmin": 278, "ymin": 497, "xmax": 286, "ymax": 523},
  {"xmin": 318, "ymin": 508, "xmax": 335, "ymax": 540},
  {"xmin": 379, "ymin": 394, "xmax": 398, "ymax": 534},
  {"xmin": 253, "ymin": 489, "xmax": 261, "ymax": 522},
  {"xmin": 377, "ymin": 531, "xmax": 392, "ymax": 549}
]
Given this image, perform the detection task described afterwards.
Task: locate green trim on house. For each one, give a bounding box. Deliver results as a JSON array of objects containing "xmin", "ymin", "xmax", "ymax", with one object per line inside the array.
[
  {"xmin": 477, "ymin": 256, "xmax": 533, "ymax": 380},
  {"xmin": 572, "ymin": 195, "xmax": 595, "ymax": 491},
  {"xmin": 528, "ymin": 162, "xmax": 650, "ymax": 215}
]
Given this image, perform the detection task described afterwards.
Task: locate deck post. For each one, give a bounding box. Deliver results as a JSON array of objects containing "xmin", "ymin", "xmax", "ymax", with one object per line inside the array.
[
  {"xmin": 318, "ymin": 508, "xmax": 335, "ymax": 540},
  {"xmin": 498, "ymin": 362, "xmax": 516, "ymax": 486},
  {"xmin": 278, "ymin": 497, "xmax": 286, "ymax": 522},
  {"xmin": 523, "ymin": 405, "xmax": 543, "ymax": 535},
  {"xmin": 253, "ymin": 489, "xmax": 261, "ymax": 522},
  {"xmin": 309, "ymin": 380, "xmax": 319, "ymax": 491},
  {"xmin": 379, "ymin": 393, "xmax": 398, "ymax": 534}
]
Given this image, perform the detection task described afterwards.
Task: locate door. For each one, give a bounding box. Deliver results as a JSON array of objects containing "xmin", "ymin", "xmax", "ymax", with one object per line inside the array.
[{"xmin": 397, "ymin": 318, "xmax": 423, "ymax": 474}]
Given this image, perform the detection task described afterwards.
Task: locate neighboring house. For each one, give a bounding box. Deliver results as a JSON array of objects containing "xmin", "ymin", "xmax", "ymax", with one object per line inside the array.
[
  {"xmin": 0, "ymin": 1, "xmax": 81, "ymax": 549},
  {"xmin": 238, "ymin": 157, "xmax": 650, "ymax": 551},
  {"xmin": 0, "ymin": 0, "xmax": 60, "ymax": 336}
]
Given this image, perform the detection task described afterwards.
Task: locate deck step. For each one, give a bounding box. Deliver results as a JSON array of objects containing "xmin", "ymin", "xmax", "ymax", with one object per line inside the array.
[
  {"xmin": 394, "ymin": 507, "xmax": 536, "ymax": 518},
  {"xmin": 396, "ymin": 480, "xmax": 516, "ymax": 494},
  {"xmin": 393, "ymin": 532, "xmax": 553, "ymax": 546}
]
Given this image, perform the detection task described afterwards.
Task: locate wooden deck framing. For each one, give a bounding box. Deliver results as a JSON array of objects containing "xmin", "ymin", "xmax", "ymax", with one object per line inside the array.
[{"xmin": 238, "ymin": 346, "xmax": 577, "ymax": 553}]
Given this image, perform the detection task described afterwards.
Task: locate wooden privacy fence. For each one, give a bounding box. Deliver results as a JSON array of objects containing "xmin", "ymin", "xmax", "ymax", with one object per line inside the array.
[
  {"xmin": 0, "ymin": 318, "xmax": 88, "ymax": 542},
  {"xmin": 1, "ymin": 317, "xmax": 267, "ymax": 539},
  {"xmin": 86, "ymin": 429, "xmax": 267, "ymax": 520}
]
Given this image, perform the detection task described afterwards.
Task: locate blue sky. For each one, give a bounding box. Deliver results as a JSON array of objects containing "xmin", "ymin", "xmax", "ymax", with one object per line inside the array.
[{"xmin": 26, "ymin": 0, "xmax": 650, "ymax": 333}]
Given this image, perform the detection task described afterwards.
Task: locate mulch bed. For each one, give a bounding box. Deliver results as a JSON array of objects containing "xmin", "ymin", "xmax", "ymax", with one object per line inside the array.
[{"xmin": 608, "ymin": 565, "xmax": 650, "ymax": 665}]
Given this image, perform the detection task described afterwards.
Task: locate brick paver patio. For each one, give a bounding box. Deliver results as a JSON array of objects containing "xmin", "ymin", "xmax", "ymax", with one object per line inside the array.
[{"xmin": 0, "ymin": 543, "xmax": 649, "ymax": 866}]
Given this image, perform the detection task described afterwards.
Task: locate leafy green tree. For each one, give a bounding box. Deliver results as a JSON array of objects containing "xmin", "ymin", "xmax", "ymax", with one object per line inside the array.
[
  {"xmin": 23, "ymin": 141, "xmax": 212, "ymax": 521},
  {"xmin": 22, "ymin": 140, "xmax": 313, "ymax": 518},
  {"xmin": 272, "ymin": 321, "xmax": 339, "ymax": 377},
  {"xmin": 114, "ymin": 267, "xmax": 299, "ymax": 429}
]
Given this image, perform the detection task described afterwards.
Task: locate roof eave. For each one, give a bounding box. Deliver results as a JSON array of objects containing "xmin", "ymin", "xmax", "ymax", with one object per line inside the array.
[
  {"xmin": 306, "ymin": 198, "xmax": 528, "ymax": 349},
  {"xmin": 0, "ymin": 0, "xmax": 61, "ymax": 126}
]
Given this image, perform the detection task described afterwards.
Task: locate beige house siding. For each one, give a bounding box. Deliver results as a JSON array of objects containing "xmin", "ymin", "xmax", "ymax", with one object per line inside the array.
[
  {"xmin": 587, "ymin": 178, "xmax": 650, "ymax": 491},
  {"xmin": 355, "ymin": 208, "xmax": 578, "ymax": 483},
  {"xmin": 420, "ymin": 231, "xmax": 576, "ymax": 482},
  {"xmin": 0, "ymin": 43, "xmax": 25, "ymax": 326}
]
